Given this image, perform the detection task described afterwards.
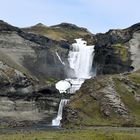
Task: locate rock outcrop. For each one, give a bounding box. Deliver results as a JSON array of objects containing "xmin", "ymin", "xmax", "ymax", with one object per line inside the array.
[
  {"xmin": 62, "ymin": 70, "xmax": 140, "ymax": 127},
  {"xmin": 0, "ymin": 61, "xmax": 62, "ymax": 127},
  {"xmin": 0, "ymin": 61, "xmax": 33, "ymax": 96},
  {"xmin": 94, "ymin": 23, "xmax": 140, "ymax": 74}
]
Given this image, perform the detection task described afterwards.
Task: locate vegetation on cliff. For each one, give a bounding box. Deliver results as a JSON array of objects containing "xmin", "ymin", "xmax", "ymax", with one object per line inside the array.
[
  {"xmin": 110, "ymin": 43, "xmax": 127, "ymax": 62},
  {"xmin": 63, "ymin": 69, "xmax": 140, "ymax": 128},
  {"xmin": 22, "ymin": 22, "xmax": 95, "ymax": 44}
]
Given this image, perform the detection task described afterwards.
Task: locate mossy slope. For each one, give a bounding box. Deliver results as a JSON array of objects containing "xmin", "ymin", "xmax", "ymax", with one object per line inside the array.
[
  {"xmin": 22, "ymin": 23, "xmax": 95, "ymax": 44},
  {"xmin": 63, "ymin": 70, "xmax": 140, "ymax": 128}
]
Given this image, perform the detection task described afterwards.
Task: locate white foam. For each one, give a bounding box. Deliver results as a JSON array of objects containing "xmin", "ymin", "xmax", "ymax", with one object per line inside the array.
[{"xmin": 55, "ymin": 80, "xmax": 71, "ymax": 93}]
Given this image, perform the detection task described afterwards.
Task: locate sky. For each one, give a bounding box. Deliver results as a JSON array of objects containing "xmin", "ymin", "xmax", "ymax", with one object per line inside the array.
[{"xmin": 0, "ymin": 0, "xmax": 140, "ymax": 33}]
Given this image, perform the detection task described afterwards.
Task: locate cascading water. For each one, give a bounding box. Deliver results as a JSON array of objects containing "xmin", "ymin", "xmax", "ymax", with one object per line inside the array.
[
  {"xmin": 52, "ymin": 99, "xmax": 69, "ymax": 126},
  {"xmin": 68, "ymin": 38, "xmax": 94, "ymax": 79},
  {"xmin": 55, "ymin": 52, "xmax": 65, "ymax": 65},
  {"xmin": 55, "ymin": 38, "xmax": 95, "ymax": 93},
  {"xmin": 53, "ymin": 38, "xmax": 95, "ymax": 126},
  {"xmin": 66, "ymin": 38, "xmax": 95, "ymax": 93}
]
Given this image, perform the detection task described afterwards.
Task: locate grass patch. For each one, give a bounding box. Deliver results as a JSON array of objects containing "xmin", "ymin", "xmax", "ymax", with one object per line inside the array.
[
  {"xmin": 111, "ymin": 43, "xmax": 127, "ymax": 61},
  {"xmin": 128, "ymin": 73, "xmax": 140, "ymax": 85},
  {"xmin": 67, "ymin": 91, "xmax": 126, "ymax": 127},
  {"xmin": 0, "ymin": 125, "xmax": 8, "ymax": 129},
  {"xmin": 0, "ymin": 129, "xmax": 140, "ymax": 140},
  {"xmin": 23, "ymin": 25, "xmax": 90, "ymax": 42},
  {"xmin": 0, "ymin": 50, "xmax": 34, "ymax": 81},
  {"xmin": 45, "ymin": 77, "xmax": 58, "ymax": 85},
  {"xmin": 113, "ymin": 77, "xmax": 140, "ymax": 125}
]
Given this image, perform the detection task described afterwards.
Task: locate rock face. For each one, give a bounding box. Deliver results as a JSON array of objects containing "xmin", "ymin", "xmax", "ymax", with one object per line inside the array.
[
  {"xmin": 0, "ymin": 20, "xmax": 70, "ymax": 82},
  {"xmin": 62, "ymin": 70, "xmax": 140, "ymax": 127},
  {"xmin": 129, "ymin": 32, "xmax": 140, "ymax": 70},
  {"xmin": 92, "ymin": 76, "xmax": 128, "ymax": 117},
  {"xmin": 0, "ymin": 61, "xmax": 62, "ymax": 127},
  {"xmin": 94, "ymin": 23, "xmax": 140, "ymax": 74},
  {"xmin": 0, "ymin": 61, "xmax": 32, "ymax": 96},
  {"xmin": 0, "ymin": 96, "xmax": 61, "ymax": 127}
]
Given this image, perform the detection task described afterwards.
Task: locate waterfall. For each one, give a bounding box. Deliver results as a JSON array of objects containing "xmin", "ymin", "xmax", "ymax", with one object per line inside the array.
[
  {"xmin": 55, "ymin": 38, "xmax": 95, "ymax": 93},
  {"xmin": 52, "ymin": 99, "xmax": 69, "ymax": 126},
  {"xmin": 53, "ymin": 38, "xmax": 95, "ymax": 126},
  {"xmin": 66, "ymin": 38, "xmax": 95, "ymax": 93},
  {"xmin": 55, "ymin": 52, "xmax": 65, "ymax": 65},
  {"xmin": 68, "ymin": 38, "xmax": 94, "ymax": 79}
]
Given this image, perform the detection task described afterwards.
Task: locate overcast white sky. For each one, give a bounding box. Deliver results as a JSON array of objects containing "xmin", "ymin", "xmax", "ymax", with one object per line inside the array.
[{"xmin": 0, "ymin": 0, "xmax": 139, "ymax": 33}]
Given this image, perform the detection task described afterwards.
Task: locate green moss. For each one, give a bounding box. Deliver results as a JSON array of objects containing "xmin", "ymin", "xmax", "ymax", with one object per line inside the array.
[
  {"xmin": 0, "ymin": 125, "xmax": 8, "ymax": 129},
  {"xmin": 111, "ymin": 43, "xmax": 127, "ymax": 61},
  {"xmin": 0, "ymin": 51, "xmax": 34, "ymax": 81},
  {"xmin": 45, "ymin": 77, "xmax": 58, "ymax": 85},
  {"xmin": 23, "ymin": 26, "xmax": 90, "ymax": 43},
  {"xmin": 69, "ymin": 93, "xmax": 103, "ymax": 126},
  {"xmin": 113, "ymin": 77, "xmax": 140, "ymax": 125},
  {"xmin": 127, "ymin": 70, "xmax": 140, "ymax": 95},
  {"xmin": 23, "ymin": 26, "xmax": 64, "ymax": 41},
  {"xmin": 67, "ymin": 91, "xmax": 126, "ymax": 127},
  {"xmin": 128, "ymin": 73, "xmax": 140, "ymax": 85},
  {"xmin": 135, "ymin": 69, "xmax": 140, "ymax": 73}
]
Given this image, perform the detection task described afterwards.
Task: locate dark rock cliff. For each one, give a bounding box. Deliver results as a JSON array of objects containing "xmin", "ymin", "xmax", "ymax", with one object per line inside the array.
[{"xmin": 94, "ymin": 23, "xmax": 140, "ymax": 74}]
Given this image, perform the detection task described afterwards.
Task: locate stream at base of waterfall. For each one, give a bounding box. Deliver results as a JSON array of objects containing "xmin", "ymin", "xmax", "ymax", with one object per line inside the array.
[{"xmin": 52, "ymin": 38, "xmax": 95, "ymax": 126}]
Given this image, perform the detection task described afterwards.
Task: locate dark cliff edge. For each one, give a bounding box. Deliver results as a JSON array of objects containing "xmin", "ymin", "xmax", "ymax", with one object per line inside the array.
[{"xmin": 94, "ymin": 22, "xmax": 140, "ymax": 74}]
